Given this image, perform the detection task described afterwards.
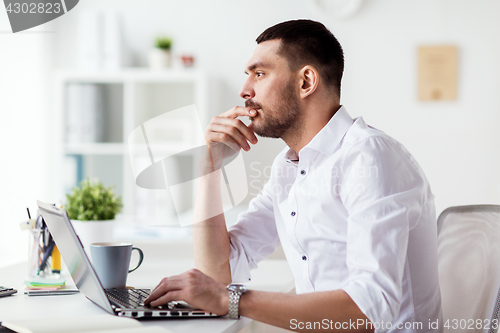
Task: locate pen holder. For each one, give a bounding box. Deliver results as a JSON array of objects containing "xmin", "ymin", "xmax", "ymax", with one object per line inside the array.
[{"xmin": 28, "ymin": 228, "xmax": 57, "ymax": 277}]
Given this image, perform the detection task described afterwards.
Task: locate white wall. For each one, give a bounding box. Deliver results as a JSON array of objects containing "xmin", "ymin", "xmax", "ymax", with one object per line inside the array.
[
  {"xmin": 0, "ymin": 14, "xmax": 54, "ymax": 267},
  {"xmin": 335, "ymin": 0, "xmax": 500, "ymax": 214},
  {"xmin": 2, "ymin": 0, "xmax": 500, "ymax": 266}
]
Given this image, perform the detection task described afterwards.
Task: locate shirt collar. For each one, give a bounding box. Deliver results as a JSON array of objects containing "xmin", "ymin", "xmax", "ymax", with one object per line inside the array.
[{"xmin": 284, "ymin": 105, "xmax": 354, "ymax": 162}]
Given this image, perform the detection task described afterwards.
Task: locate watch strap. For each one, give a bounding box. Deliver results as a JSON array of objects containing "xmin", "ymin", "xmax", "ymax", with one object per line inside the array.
[{"xmin": 228, "ymin": 290, "xmax": 242, "ymax": 319}]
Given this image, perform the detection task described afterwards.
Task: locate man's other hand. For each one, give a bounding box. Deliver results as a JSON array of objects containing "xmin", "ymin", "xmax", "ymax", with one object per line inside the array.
[
  {"xmin": 143, "ymin": 268, "xmax": 229, "ymax": 316},
  {"xmin": 206, "ymin": 106, "xmax": 258, "ymax": 152},
  {"xmin": 200, "ymin": 107, "xmax": 258, "ymax": 173}
]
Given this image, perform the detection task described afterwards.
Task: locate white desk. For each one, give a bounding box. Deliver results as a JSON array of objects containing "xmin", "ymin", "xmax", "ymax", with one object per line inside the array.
[{"xmin": 0, "ymin": 240, "xmax": 295, "ymax": 333}]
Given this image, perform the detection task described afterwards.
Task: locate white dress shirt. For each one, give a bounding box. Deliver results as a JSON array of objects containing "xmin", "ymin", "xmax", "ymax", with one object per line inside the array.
[{"xmin": 228, "ymin": 106, "xmax": 442, "ymax": 333}]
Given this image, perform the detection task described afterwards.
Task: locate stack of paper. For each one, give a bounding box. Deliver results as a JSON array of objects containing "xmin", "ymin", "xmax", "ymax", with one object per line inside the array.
[{"xmin": 24, "ymin": 277, "xmax": 66, "ymax": 291}]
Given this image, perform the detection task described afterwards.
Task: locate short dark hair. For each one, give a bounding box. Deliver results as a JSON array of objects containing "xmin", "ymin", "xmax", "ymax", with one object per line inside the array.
[{"xmin": 256, "ymin": 19, "xmax": 344, "ymax": 98}]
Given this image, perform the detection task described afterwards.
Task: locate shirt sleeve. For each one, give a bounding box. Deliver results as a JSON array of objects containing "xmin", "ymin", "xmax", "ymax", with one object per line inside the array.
[
  {"xmin": 339, "ymin": 136, "xmax": 427, "ymax": 330},
  {"xmin": 227, "ymin": 179, "xmax": 280, "ymax": 283}
]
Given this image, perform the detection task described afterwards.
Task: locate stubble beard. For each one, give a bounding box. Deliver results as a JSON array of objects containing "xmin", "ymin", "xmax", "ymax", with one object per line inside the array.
[{"xmin": 245, "ymin": 80, "xmax": 303, "ymax": 140}]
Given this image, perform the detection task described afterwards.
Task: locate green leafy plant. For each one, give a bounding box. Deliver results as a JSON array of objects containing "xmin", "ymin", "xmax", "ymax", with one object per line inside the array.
[
  {"xmin": 155, "ymin": 36, "xmax": 173, "ymax": 50},
  {"xmin": 65, "ymin": 178, "xmax": 123, "ymax": 221}
]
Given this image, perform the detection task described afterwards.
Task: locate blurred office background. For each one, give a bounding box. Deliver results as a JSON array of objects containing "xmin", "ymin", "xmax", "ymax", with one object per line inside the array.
[{"xmin": 1, "ymin": 0, "xmax": 500, "ymax": 268}]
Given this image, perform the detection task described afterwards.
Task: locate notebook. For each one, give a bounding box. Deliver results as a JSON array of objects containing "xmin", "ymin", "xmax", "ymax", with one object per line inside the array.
[{"xmin": 37, "ymin": 200, "xmax": 219, "ymax": 319}]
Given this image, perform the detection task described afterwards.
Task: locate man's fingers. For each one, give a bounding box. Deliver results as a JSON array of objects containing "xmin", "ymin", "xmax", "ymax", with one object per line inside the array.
[
  {"xmin": 207, "ymin": 117, "xmax": 258, "ymax": 149},
  {"xmin": 202, "ymin": 106, "xmax": 259, "ymax": 157},
  {"xmin": 208, "ymin": 123, "xmax": 251, "ymax": 151},
  {"xmin": 219, "ymin": 106, "xmax": 257, "ymax": 119},
  {"xmin": 206, "ymin": 131, "xmax": 241, "ymax": 151},
  {"xmin": 149, "ymin": 290, "xmax": 183, "ymax": 308},
  {"xmin": 213, "ymin": 117, "xmax": 258, "ymax": 144},
  {"xmin": 145, "ymin": 279, "xmax": 184, "ymax": 305}
]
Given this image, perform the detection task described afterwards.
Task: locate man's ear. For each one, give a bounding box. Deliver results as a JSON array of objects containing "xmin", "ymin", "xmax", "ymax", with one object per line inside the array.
[{"xmin": 298, "ymin": 65, "xmax": 319, "ymax": 99}]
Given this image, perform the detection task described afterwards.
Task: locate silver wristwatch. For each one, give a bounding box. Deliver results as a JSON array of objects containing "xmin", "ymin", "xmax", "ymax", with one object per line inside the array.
[{"xmin": 227, "ymin": 284, "xmax": 248, "ymax": 319}]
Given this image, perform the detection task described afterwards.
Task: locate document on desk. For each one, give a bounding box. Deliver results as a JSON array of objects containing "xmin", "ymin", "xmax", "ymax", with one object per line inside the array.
[{"xmin": 1, "ymin": 315, "xmax": 173, "ymax": 333}]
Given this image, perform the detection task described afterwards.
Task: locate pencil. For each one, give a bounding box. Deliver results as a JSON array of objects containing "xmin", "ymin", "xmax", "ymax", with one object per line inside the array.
[{"xmin": 52, "ymin": 245, "xmax": 61, "ymax": 273}]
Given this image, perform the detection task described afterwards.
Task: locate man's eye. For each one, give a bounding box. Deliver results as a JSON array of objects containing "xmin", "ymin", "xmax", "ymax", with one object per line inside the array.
[{"xmin": 256, "ymin": 72, "xmax": 264, "ymax": 78}]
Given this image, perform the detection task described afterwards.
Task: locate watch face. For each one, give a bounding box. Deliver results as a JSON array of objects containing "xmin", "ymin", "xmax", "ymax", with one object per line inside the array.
[{"xmin": 227, "ymin": 284, "xmax": 247, "ymax": 293}]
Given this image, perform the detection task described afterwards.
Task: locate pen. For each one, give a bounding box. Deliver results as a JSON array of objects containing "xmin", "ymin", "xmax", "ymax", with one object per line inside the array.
[
  {"xmin": 41, "ymin": 219, "xmax": 46, "ymax": 248},
  {"xmin": 20, "ymin": 208, "xmax": 36, "ymax": 230},
  {"xmin": 39, "ymin": 240, "xmax": 55, "ymax": 271},
  {"xmin": 43, "ymin": 220, "xmax": 50, "ymax": 248}
]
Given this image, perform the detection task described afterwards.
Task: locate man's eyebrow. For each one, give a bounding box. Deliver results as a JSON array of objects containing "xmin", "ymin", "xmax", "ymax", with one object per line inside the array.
[{"xmin": 244, "ymin": 61, "xmax": 269, "ymax": 74}]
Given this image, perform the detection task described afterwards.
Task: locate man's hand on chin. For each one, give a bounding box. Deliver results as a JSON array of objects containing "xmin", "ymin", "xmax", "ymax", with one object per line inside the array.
[
  {"xmin": 143, "ymin": 268, "xmax": 229, "ymax": 316},
  {"xmin": 200, "ymin": 106, "xmax": 258, "ymax": 173}
]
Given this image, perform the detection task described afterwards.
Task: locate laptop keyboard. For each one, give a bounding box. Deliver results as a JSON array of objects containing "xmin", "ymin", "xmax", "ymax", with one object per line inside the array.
[
  {"xmin": 105, "ymin": 289, "xmax": 189, "ymax": 310},
  {"xmin": 105, "ymin": 289, "xmax": 151, "ymax": 309}
]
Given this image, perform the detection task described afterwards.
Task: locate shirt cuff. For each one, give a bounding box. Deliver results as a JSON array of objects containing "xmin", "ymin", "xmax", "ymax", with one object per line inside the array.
[
  {"xmin": 228, "ymin": 237, "xmax": 257, "ymax": 283},
  {"xmin": 343, "ymin": 280, "xmax": 399, "ymax": 333}
]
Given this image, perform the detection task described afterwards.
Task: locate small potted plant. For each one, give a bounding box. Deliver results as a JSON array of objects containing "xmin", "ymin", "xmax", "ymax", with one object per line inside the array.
[
  {"xmin": 149, "ymin": 36, "xmax": 173, "ymax": 69},
  {"xmin": 65, "ymin": 178, "xmax": 123, "ymax": 255}
]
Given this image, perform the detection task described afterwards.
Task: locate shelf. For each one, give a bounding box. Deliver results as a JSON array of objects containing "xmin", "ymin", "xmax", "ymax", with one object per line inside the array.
[
  {"xmin": 129, "ymin": 144, "xmax": 202, "ymax": 156},
  {"xmin": 56, "ymin": 68, "xmax": 204, "ymax": 83},
  {"xmin": 64, "ymin": 143, "xmax": 126, "ymax": 155},
  {"xmin": 65, "ymin": 143, "xmax": 204, "ymax": 156},
  {"xmin": 56, "ymin": 68, "xmax": 208, "ymax": 230}
]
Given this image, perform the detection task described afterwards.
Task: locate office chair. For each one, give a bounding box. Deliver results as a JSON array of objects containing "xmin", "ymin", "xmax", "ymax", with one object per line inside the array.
[{"xmin": 437, "ymin": 205, "xmax": 500, "ymax": 333}]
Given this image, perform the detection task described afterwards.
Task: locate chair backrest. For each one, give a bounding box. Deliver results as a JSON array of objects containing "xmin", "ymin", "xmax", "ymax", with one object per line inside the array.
[{"xmin": 437, "ymin": 205, "xmax": 500, "ymax": 333}]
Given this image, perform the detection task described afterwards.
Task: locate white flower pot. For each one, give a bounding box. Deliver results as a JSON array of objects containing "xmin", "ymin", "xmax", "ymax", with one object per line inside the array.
[
  {"xmin": 71, "ymin": 220, "xmax": 116, "ymax": 260},
  {"xmin": 149, "ymin": 48, "xmax": 172, "ymax": 69}
]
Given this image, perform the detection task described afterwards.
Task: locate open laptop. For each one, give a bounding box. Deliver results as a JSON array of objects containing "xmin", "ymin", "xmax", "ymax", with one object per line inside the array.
[{"xmin": 37, "ymin": 200, "xmax": 219, "ymax": 319}]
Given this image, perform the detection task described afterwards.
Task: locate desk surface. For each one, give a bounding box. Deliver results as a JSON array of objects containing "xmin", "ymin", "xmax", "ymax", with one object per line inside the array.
[{"xmin": 0, "ymin": 243, "xmax": 295, "ymax": 333}]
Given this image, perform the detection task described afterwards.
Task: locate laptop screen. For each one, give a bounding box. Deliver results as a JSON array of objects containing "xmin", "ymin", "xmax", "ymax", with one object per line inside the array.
[{"xmin": 37, "ymin": 200, "xmax": 114, "ymax": 314}]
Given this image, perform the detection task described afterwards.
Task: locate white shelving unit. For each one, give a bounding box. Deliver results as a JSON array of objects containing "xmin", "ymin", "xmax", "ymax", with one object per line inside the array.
[{"xmin": 53, "ymin": 68, "xmax": 208, "ymax": 227}]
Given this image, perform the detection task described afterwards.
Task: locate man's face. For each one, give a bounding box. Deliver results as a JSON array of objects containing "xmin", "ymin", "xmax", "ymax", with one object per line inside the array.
[{"xmin": 240, "ymin": 40, "xmax": 302, "ymax": 139}]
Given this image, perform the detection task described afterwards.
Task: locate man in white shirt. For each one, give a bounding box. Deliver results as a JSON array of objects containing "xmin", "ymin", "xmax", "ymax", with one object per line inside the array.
[{"xmin": 145, "ymin": 19, "xmax": 442, "ymax": 332}]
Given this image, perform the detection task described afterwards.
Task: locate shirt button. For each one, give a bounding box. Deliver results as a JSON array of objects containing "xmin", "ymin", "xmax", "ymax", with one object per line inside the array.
[
  {"xmin": 302, "ymin": 255, "xmax": 307, "ymax": 261},
  {"xmin": 300, "ymin": 170, "xmax": 306, "ymax": 175},
  {"xmin": 291, "ymin": 211, "xmax": 296, "ymax": 217}
]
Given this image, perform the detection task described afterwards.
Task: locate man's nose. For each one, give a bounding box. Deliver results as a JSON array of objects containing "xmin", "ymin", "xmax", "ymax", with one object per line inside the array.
[{"xmin": 239, "ymin": 78, "xmax": 255, "ymax": 100}]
